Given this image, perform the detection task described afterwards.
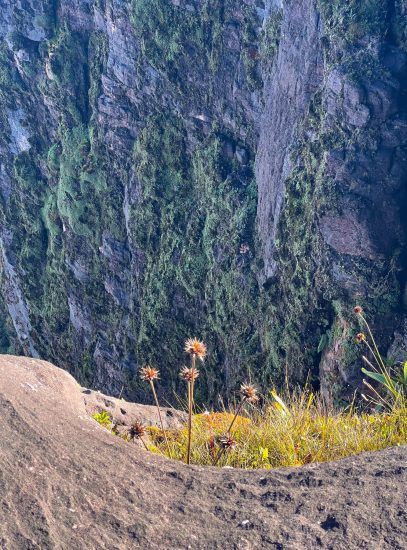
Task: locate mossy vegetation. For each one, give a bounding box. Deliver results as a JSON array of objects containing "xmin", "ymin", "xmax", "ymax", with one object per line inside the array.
[
  {"xmin": 1, "ymin": 0, "xmax": 405, "ymax": 408},
  {"xmin": 318, "ymin": 0, "xmax": 388, "ymax": 42},
  {"xmin": 259, "ymin": 0, "xmax": 406, "ymax": 400},
  {"xmin": 130, "ymin": 113, "xmax": 260, "ymax": 400},
  {"xmin": 259, "ymin": 8, "xmax": 283, "ymax": 75},
  {"xmin": 0, "ymin": 17, "xmax": 127, "ymax": 376},
  {"xmin": 130, "ymin": 0, "xmax": 224, "ymax": 76}
]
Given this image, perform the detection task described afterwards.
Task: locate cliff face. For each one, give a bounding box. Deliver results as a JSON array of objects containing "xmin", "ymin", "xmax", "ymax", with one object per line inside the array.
[
  {"xmin": 0, "ymin": 0, "xmax": 406, "ymax": 403},
  {"xmin": 257, "ymin": 0, "xmax": 407, "ymax": 400}
]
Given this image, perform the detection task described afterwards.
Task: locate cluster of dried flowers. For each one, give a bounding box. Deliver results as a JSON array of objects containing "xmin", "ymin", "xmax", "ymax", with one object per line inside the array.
[{"xmin": 137, "ymin": 337, "xmax": 259, "ymax": 465}]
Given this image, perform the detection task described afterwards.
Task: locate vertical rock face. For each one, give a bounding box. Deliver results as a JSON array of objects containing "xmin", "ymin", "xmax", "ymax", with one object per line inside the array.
[
  {"xmin": 0, "ymin": 0, "xmax": 264, "ymax": 400},
  {"xmin": 256, "ymin": 0, "xmax": 407, "ymax": 400},
  {"xmin": 256, "ymin": 0, "xmax": 323, "ymax": 282},
  {"xmin": 0, "ymin": 0, "xmax": 406, "ymax": 404}
]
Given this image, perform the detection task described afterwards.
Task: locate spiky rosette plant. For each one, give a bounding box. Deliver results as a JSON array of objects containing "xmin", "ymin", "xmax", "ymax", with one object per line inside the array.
[
  {"xmin": 129, "ymin": 421, "xmax": 149, "ymax": 451},
  {"xmin": 219, "ymin": 435, "xmax": 237, "ymax": 451}
]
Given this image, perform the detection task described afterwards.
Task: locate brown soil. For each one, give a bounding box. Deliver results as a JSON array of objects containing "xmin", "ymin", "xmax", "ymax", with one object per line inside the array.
[{"xmin": 0, "ymin": 355, "xmax": 406, "ymax": 550}]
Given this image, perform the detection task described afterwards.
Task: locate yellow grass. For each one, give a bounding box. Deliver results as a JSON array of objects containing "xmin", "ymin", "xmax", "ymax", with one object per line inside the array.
[{"xmin": 146, "ymin": 390, "xmax": 407, "ymax": 468}]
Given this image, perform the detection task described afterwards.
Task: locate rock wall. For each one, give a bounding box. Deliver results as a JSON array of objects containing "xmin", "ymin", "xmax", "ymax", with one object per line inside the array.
[
  {"xmin": 0, "ymin": 0, "xmax": 406, "ymax": 404},
  {"xmin": 256, "ymin": 0, "xmax": 407, "ymax": 400}
]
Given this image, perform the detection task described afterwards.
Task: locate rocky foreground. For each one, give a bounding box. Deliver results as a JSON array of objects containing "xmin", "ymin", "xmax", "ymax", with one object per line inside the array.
[{"xmin": 0, "ymin": 356, "xmax": 406, "ymax": 550}]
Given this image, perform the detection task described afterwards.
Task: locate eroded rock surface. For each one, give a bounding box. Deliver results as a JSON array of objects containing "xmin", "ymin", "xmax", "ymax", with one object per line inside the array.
[
  {"xmin": 82, "ymin": 386, "xmax": 186, "ymax": 431},
  {"xmin": 0, "ymin": 356, "xmax": 406, "ymax": 550}
]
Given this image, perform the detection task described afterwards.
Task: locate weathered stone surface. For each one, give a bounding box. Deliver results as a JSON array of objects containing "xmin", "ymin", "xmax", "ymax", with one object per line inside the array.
[
  {"xmin": 1, "ymin": 356, "xmax": 406, "ymax": 549},
  {"xmin": 256, "ymin": 0, "xmax": 323, "ymax": 282},
  {"xmin": 82, "ymin": 387, "xmax": 187, "ymax": 431},
  {"xmin": 319, "ymin": 214, "xmax": 381, "ymax": 260}
]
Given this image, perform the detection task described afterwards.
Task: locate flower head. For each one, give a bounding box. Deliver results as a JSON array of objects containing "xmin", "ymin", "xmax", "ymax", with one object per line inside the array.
[
  {"xmin": 354, "ymin": 305, "xmax": 363, "ymax": 315},
  {"xmin": 219, "ymin": 435, "xmax": 237, "ymax": 450},
  {"xmin": 355, "ymin": 332, "xmax": 366, "ymax": 344},
  {"xmin": 180, "ymin": 366, "xmax": 200, "ymax": 382},
  {"xmin": 140, "ymin": 366, "xmax": 160, "ymax": 382},
  {"xmin": 184, "ymin": 338, "xmax": 207, "ymax": 361},
  {"xmin": 240, "ymin": 383, "xmax": 259, "ymax": 403},
  {"xmin": 129, "ymin": 421, "xmax": 146, "ymax": 440}
]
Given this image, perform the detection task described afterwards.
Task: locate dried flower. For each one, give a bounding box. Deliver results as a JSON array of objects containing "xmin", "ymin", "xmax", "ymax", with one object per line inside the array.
[
  {"xmin": 184, "ymin": 338, "xmax": 207, "ymax": 360},
  {"xmin": 240, "ymin": 383, "xmax": 259, "ymax": 403},
  {"xmin": 139, "ymin": 366, "xmax": 160, "ymax": 381},
  {"xmin": 355, "ymin": 332, "xmax": 366, "ymax": 344},
  {"xmin": 180, "ymin": 366, "xmax": 200, "ymax": 382},
  {"xmin": 139, "ymin": 367, "xmax": 172, "ymax": 457},
  {"xmin": 219, "ymin": 436, "xmax": 237, "ymax": 450},
  {"xmin": 129, "ymin": 421, "xmax": 146, "ymax": 440},
  {"xmin": 354, "ymin": 305, "xmax": 363, "ymax": 315}
]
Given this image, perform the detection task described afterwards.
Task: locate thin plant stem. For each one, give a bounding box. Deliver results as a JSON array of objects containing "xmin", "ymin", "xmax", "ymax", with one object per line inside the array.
[
  {"xmin": 213, "ymin": 398, "xmax": 246, "ymax": 466},
  {"xmin": 149, "ymin": 380, "xmax": 173, "ymax": 459},
  {"xmin": 362, "ymin": 347, "xmax": 398, "ymax": 397},
  {"xmin": 362, "ymin": 377, "xmax": 393, "ymax": 410},
  {"xmin": 191, "ymin": 354, "xmax": 196, "ymax": 409},
  {"xmin": 226, "ymin": 398, "xmax": 245, "ymax": 434},
  {"xmin": 363, "ymin": 341, "xmax": 396, "ymax": 391},
  {"xmin": 360, "ymin": 315, "xmax": 386, "ymax": 372},
  {"xmin": 363, "ymin": 340, "xmax": 393, "ymax": 385},
  {"xmin": 187, "ymin": 380, "xmax": 192, "ymax": 464},
  {"xmin": 139, "ymin": 436, "xmax": 150, "ymax": 452},
  {"xmin": 186, "ymin": 354, "xmax": 197, "ymax": 465}
]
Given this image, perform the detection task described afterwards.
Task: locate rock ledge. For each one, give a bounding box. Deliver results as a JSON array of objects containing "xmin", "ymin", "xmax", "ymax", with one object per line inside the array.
[{"xmin": 0, "ymin": 355, "xmax": 406, "ymax": 549}]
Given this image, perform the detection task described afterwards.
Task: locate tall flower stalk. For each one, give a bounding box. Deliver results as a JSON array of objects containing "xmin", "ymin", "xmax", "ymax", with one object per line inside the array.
[
  {"xmin": 182, "ymin": 338, "xmax": 207, "ymax": 464},
  {"xmin": 140, "ymin": 366, "xmax": 172, "ymax": 458}
]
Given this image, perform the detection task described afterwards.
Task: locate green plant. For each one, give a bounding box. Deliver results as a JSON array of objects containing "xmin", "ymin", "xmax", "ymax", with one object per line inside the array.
[
  {"xmin": 92, "ymin": 410, "xmax": 112, "ymax": 429},
  {"xmin": 354, "ymin": 306, "xmax": 407, "ymax": 408},
  {"xmin": 148, "ymin": 387, "xmax": 406, "ymax": 468},
  {"xmin": 260, "ymin": 8, "xmax": 283, "ymax": 74},
  {"xmin": 318, "ymin": 0, "xmax": 388, "ymax": 43}
]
